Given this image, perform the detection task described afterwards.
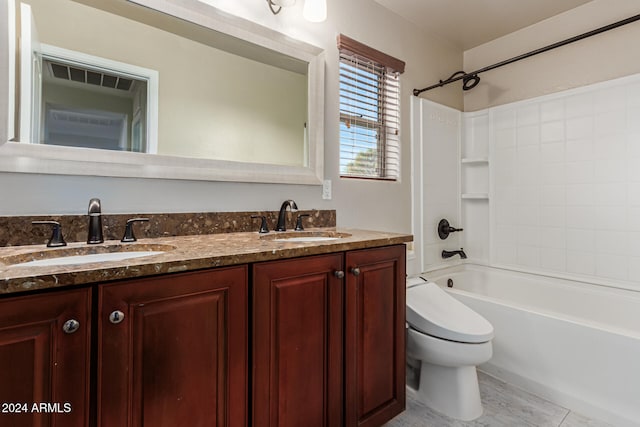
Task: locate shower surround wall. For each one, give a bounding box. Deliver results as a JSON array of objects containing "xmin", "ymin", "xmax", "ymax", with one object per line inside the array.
[
  {"xmin": 410, "ymin": 97, "xmax": 461, "ymax": 274},
  {"xmin": 410, "ymin": 98, "xmax": 490, "ymax": 274},
  {"xmin": 413, "ymin": 73, "xmax": 640, "ymax": 291},
  {"xmin": 490, "ymin": 74, "xmax": 640, "ymax": 290}
]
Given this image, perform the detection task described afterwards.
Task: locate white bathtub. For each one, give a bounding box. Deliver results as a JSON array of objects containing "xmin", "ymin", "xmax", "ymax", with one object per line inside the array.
[{"xmin": 421, "ymin": 264, "xmax": 640, "ymax": 427}]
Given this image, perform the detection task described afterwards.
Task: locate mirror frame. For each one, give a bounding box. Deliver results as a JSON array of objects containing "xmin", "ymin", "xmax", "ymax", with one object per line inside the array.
[{"xmin": 0, "ymin": 0, "xmax": 325, "ymax": 185}]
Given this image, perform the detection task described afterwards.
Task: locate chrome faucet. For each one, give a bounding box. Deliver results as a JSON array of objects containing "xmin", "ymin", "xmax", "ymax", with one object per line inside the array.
[
  {"xmin": 275, "ymin": 199, "xmax": 298, "ymax": 231},
  {"xmin": 442, "ymin": 248, "xmax": 467, "ymax": 259},
  {"xmin": 87, "ymin": 198, "xmax": 104, "ymax": 244}
]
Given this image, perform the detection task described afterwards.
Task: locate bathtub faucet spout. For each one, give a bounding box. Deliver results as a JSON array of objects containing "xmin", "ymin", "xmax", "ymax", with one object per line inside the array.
[{"xmin": 442, "ymin": 248, "xmax": 467, "ymax": 259}]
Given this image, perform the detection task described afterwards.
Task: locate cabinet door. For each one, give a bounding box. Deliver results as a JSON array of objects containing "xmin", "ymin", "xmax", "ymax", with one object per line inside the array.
[
  {"xmin": 0, "ymin": 288, "xmax": 91, "ymax": 427},
  {"xmin": 98, "ymin": 266, "xmax": 247, "ymax": 427},
  {"xmin": 253, "ymin": 254, "xmax": 343, "ymax": 427},
  {"xmin": 345, "ymin": 245, "xmax": 406, "ymax": 427}
]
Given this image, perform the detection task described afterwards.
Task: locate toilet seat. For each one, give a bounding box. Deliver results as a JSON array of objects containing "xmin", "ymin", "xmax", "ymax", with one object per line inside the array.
[{"xmin": 407, "ymin": 281, "xmax": 493, "ymax": 344}]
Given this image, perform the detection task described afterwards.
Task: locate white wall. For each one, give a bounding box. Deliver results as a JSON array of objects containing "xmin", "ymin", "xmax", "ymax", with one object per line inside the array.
[
  {"xmin": 42, "ymin": 83, "xmax": 134, "ymax": 147},
  {"xmin": 0, "ymin": 0, "xmax": 463, "ymax": 239}
]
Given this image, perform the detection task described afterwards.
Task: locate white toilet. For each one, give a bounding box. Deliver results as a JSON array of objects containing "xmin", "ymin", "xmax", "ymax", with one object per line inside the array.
[{"xmin": 405, "ymin": 276, "xmax": 494, "ymax": 421}]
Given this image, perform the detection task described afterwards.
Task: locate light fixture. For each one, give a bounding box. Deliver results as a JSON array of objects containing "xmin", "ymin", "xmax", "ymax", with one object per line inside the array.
[
  {"xmin": 267, "ymin": 0, "xmax": 295, "ymax": 15},
  {"xmin": 266, "ymin": 0, "xmax": 326, "ymax": 22},
  {"xmin": 302, "ymin": 0, "xmax": 326, "ymax": 22}
]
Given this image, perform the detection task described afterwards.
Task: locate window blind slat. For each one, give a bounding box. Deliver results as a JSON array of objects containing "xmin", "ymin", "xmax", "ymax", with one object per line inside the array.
[{"xmin": 339, "ymin": 39, "xmax": 401, "ymax": 180}]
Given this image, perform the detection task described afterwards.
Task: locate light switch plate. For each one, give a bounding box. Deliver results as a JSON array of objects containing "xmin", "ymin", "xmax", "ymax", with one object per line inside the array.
[{"xmin": 322, "ymin": 179, "xmax": 332, "ymax": 200}]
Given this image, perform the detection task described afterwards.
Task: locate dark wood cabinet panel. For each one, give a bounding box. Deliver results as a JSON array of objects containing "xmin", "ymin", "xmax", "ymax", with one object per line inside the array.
[
  {"xmin": 0, "ymin": 288, "xmax": 91, "ymax": 427},
  {"xmin": 253, "ymin": 254, "xmax": 344, "ymax": 427},
  {"xmin": 345, "ymin": 245, "xmax": 406, "ymax": 427},
  {"xmin": 97, "ymin": 266, "xmax": 247, "ymax": 427}
]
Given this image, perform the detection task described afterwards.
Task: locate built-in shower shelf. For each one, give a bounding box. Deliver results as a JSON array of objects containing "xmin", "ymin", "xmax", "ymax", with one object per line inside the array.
[
  {"xmin": 461, "ymin": 157, "xmax": 489, "ymax": 164},
  {"xmin": 461, "ymin": 193, "xmax": 489, "ymax": 200}
]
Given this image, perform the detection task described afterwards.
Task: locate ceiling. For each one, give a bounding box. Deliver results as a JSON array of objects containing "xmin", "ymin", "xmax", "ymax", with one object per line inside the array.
[{"xmin": 373, "ymin": 0, "xmax": 594, "ymax": 50}]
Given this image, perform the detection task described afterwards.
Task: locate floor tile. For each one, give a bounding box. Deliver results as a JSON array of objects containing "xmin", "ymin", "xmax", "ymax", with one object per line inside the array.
[
  {"xmin": 476, "ymin": 373, "xmax": 568, "ymax": 427},
  {"xmin": 388, "ymin": 371, "xmax": 571, "ymax": 427},
  {"xmin": 559, "ymin": 412, "xmax": 613, "ymax": 427}
]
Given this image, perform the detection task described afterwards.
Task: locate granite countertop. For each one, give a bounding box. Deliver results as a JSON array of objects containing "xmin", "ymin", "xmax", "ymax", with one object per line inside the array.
[{"xmin": 0, "ymin": 228, "xmax": 412, "ymax": 295}]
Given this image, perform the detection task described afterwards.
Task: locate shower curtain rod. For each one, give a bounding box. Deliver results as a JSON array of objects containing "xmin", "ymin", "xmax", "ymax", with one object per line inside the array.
[{"xmin": 413, "ymin": 13, "xmax": 640, "ymax": 96}]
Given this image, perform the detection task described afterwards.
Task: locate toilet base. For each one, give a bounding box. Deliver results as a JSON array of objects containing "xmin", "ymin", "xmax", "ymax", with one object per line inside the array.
[{"xmin": 415, "ymin": 361, "xmax": 483, "ymax": 421}]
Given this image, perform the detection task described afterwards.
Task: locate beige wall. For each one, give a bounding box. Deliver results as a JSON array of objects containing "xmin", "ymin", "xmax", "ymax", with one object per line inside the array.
[{"xmin": 464, "ymin": 0, "xmax": 640, "ymax": 111}]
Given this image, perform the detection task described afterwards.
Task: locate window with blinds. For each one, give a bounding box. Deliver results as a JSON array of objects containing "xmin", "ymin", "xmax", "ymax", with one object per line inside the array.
[{"xmin": 338, "ymin": 35, "xmax": 404, "ymax": 180}]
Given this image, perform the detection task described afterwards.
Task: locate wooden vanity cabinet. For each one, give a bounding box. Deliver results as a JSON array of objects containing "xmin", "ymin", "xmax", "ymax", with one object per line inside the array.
[
  {"xmin": 345, "ymin": 245, "xmax": 406, "ymax": 427},
  {"xmin": 253, "ymin": 245, "xmax": 406, "ymax": 427},
  {"xmin": 0, "ymin": 288, "xmax": 91, "ymax": 427},
  {"xmin": 0, "ymin": 242, "xmax": 405, "ymax": 427},
  {"xmin": 97, "ymin": 266, "xmax": 248, "ymax": 427},
  {"xmin": 253, "ymin": 253, "xmax": 344, "ymax": 427}
]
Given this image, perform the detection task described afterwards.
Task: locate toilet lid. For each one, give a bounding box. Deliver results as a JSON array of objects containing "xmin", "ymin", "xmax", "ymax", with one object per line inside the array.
[{"xmin": 406, "ymin": 282, "xmax": 494, "ymax": 343}]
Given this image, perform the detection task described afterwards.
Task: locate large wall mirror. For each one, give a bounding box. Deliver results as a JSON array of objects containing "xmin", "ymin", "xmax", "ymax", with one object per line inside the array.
[{"xmin": 0, "ymin": 0, "xmax": 325, "ymax": 184}]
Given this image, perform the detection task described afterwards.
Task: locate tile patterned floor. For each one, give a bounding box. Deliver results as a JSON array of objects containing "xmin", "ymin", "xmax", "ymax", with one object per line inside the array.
[{"xmin": 387, "ymin": 372, "xmax": 612, "ymax": 427}]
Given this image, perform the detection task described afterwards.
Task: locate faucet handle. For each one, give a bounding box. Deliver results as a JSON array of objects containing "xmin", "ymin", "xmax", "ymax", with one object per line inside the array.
[
  {"xmin": 121, "ymin": 218, "xmax": 149, "ymax": 242},
  {"xmin": 251, "ymin": 215, "xmax": 269, "ymax": 234},
  {"xmin": 32, "ymin": 220, "xmax": 67, "ymax": 247},
  {"xmin": 438, "ymin": 219, "xmax": 463, "ymax": 240},
  {"xmin": 295, "ymin": 214, "xmax": 310, "ymax": 231}
]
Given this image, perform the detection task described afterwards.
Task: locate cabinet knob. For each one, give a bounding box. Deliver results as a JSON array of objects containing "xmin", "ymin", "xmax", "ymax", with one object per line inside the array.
[
  {"xmin": 109, "ymin": 310, "xmax": 125, "ymax": 324},
  {"xmin": 350, "ymin": 267, "xmax": 361, "ymax": 276},
  {"xmin": 62, "ymin": 319, "xmax": 80, "ymax": 334},
  {"xmin": 334, "ymin": 270, "xmax": 345, "ymax": 279}
]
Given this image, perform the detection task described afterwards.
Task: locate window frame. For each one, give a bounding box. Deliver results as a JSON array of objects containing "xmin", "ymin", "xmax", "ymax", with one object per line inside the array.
[{"xmin": 337, "ymin": 35, "xmax": 404, "ymax": 181}]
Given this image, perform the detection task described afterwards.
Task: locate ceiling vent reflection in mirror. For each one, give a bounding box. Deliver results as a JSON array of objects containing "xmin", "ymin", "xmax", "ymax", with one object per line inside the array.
[{"xmin": 47, "ymin": 61, "xmax": 134, "ymax": 92}]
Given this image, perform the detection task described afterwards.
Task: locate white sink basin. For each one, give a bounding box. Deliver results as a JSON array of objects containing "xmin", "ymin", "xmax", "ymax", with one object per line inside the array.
[
  {"xmin": 11, "ymin": 251, "xmax": 163, "ymax": 268},
  {"xmin": 1, "ymin": 243, "xmax": 175, "ymax": 269}
]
